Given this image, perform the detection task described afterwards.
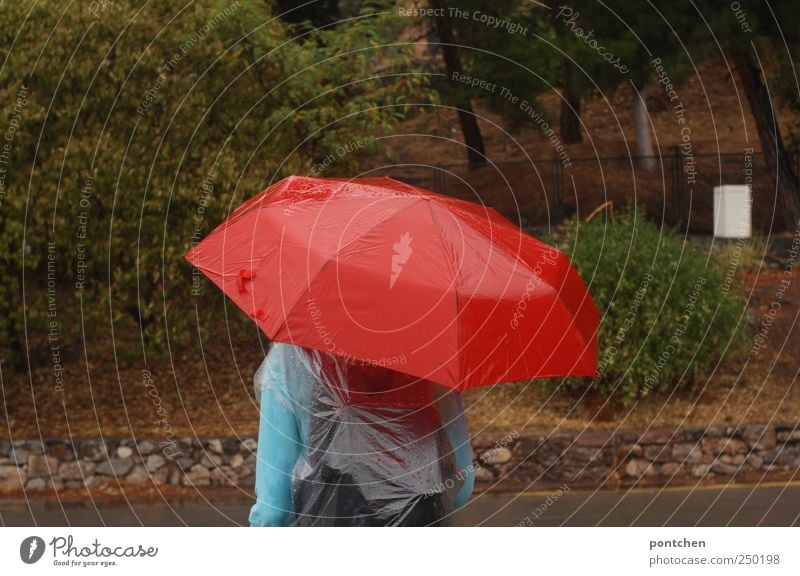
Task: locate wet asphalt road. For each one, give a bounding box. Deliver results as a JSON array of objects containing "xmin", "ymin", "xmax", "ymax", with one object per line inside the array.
[{"xmin": 2, "ymin": 483, "xmax": 799, "ymax": 527}]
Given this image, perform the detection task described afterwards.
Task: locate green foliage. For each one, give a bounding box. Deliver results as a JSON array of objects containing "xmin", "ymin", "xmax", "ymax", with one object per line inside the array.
[
  {"xmin": 426, "ymin": 0, "xmax": 697, "ymax": 133},
  {"xmin": 431, "ymin": 0, "xmax": 559, "ymax": 131},
  {"xmin": 692, "ymin": 0, "xmax": 800, "ymax": 130},
  {"xmin": 546, "ymin": 204, "xmax": 749, "ymax": 404},
  {"xmin": 547, "ymin": 0, "xmax": 696, "ymax": 91},
  {"xmin": 0, "ymin": 0, "xmax": 431, "ymax": 367},
  {"xmin": 715, "ymin": 234, "xmax": 767, "ymax": 272}
]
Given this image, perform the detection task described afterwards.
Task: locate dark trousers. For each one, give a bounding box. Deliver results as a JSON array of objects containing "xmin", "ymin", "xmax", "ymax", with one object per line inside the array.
[{"xmin": 291, "ymin": 465, "xmax": 448, "ymax": 527}]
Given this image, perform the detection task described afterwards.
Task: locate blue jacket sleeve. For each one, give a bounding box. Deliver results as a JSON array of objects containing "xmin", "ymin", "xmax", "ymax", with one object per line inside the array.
[
  {"xmin": 441, "ymin": 392, "xmax": 474, "ymax": 509},
  {"xmin": 249, "ymin": 385, "xmax": 302, "ymax": 527}
]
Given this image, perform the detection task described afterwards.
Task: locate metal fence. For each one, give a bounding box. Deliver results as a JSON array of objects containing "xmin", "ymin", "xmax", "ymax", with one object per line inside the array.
[{"xmin": 373, "ymin": 147, "xmax": 797, "ymax": 234}]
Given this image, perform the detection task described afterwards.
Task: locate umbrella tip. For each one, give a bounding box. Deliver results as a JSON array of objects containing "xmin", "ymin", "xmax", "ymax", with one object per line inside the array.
[{"xmin": 183, "ymin": 244, "xmax": 203, "ymax": 265}]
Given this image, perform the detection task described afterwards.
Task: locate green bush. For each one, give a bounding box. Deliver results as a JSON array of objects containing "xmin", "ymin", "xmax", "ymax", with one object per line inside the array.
[
  {"xmin": 0, "ymin": 0, "xmax": 432, "ymax": 368},
  {"xmin": 546, "ymin": 204, "xmax": 750, "ymax": 404}
]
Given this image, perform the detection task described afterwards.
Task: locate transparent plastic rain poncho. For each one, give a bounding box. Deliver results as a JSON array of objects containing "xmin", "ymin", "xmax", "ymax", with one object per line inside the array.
[{"xmin": 254, "ymin": 342, "xmax": 468, "ymax": 527}]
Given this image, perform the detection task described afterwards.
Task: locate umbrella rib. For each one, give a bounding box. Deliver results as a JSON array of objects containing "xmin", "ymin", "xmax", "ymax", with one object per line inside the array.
[
  {"xmin": 330, "ymin": 196, "xmax": 428, "ymax": 256},
  {"xmin": 446, "ymin": 205, "xmax": 537, "ymax": 275},
  {"xmin": 424, "ymin": 200, "xmax": 464, "ymax": 389},
  {"xmin": 272, "ymin": 256, "xmax": 333, "ymax": 343},
  {"xmin": 272, "ymin": 197, "xmax": 429, "ymax": 347}
]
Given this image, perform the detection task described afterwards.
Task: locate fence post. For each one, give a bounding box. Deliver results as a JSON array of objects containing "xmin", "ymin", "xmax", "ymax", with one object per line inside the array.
[
  {"xmin": 553, "ymin": 160, "xmax": 563, "ymax": 208},
  {"xmin": 434, "ymin": 164, "xmax": 444, "ymax": 195}
]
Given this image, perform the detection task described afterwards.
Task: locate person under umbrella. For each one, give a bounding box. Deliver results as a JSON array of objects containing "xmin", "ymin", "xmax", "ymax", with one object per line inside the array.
[
  {"xmin": 248, "ymin": 341, "xmax": 474, "ymax": 527},
  {"xmin": 185, "ymin": 175, "xmax": 598, "ymax": 526}
]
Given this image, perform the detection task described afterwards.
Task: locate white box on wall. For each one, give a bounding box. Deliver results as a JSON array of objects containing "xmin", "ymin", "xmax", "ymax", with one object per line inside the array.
[{"xmin": 713, "ymin": 185, "xmax": 752, "ymax": 238}]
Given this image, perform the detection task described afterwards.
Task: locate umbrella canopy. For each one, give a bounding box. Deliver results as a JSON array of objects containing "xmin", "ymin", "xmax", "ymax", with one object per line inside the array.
[{"xmin": 184, "ymin": 176, "xmax": 599, "ymax": 391}]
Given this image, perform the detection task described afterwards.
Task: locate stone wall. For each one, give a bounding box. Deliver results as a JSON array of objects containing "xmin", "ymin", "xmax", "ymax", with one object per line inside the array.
[
  {"xmin": 1, "ymin": 423, "xmax": 799, "ymax": 493},
  {"xmin": 0, "ymin": 437, "xmax": 257, "ymax": 491},
  {"xmin": 472, "ymin": 423, "xmax": 800, "ymax": 487}
]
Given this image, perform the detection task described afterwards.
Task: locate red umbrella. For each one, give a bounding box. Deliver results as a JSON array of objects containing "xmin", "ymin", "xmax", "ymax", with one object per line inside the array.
[{"xmin": 184, "ymin": 176, "xmax": 598, "ymax": 391}]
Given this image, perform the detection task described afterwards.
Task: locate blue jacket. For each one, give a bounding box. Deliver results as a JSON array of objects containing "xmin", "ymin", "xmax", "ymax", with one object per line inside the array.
[{"xmin": 249, "ymin": 344, "xmax": 474, "ymax": 526}]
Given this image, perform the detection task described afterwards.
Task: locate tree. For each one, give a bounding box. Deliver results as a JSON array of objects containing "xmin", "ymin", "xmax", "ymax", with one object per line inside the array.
[
  {"xmin": 692, "ymin": 0, "xmax": 800, "ymax": 229},
  {"xmin": 559, "ymin": 57, "xmax": 583, "ymax": 144},
  {"xmin": 632, "ymin": 83, "xmax": 656, "ymax": 169},
  {"xmin": 429, "ymin": 0, "xmax": 487, "ymax": 166},
  {"xmin": 424, "ymin": 0, "xmax": 563, "ymax": 164},
  {"xmin": 548, "ymin": 0, "xmax": 598, "ymax": 145},
  {"xmin": 548, "ymin": 2, "xmax": 694, "ymax": 169},
  {"xmin": 0, "ymin": 0, "xmax": 429, "ymax": 367},
  {"xmin": 275, "ymin": 0, "xmax": 341, "ymax": 30}
]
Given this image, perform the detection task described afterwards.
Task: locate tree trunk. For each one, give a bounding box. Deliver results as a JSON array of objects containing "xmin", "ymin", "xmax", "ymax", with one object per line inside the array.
[
  {"xmin": 732, "ymin": 49, "xmax": 800, "ymax": 230},
  {"xmin": 431, "ymin": 0, "xmax": 486, "ymax": 167},
  {"xmin": 560, "ymin": 58, "xmax": 582, "ymax": 144},
  {"xmin": 632, "ymin": 84, "xmax": 656, "ymax": 171}
]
